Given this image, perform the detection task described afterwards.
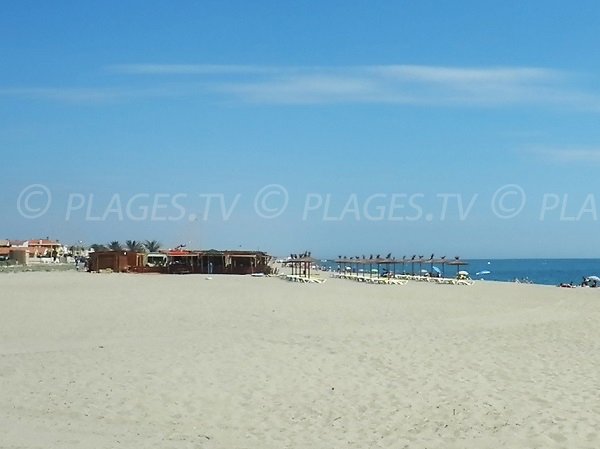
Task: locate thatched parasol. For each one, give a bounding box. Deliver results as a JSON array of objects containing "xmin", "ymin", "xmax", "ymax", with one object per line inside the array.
[
  {"xmin": 410, "ymin": 255, "xmax": 417, "ymax": 275},
  {"xmin": 378, "ymin": 253, "xmax": 395, "ymax": 277},
  {"xmin": 436, "ymin": 256, "xmax": 448, "ymax": 277},
  {"xmin": 400, "ymin": 256, "xmax": 407, "ymax": 275},
  {"xmin": 335, "ymin": 256, "xmax": 348, "ymax": 272},
  {"xmin": 424, "ymin": 254, "xmax": 446, "ymax": 277},
  {"xmin": 290, "ymin": 252, "xmax": 318, "ymax": 278},
  {"xmin": 446, "ymin": 256, "xmax": 469, "ymax": 276}
]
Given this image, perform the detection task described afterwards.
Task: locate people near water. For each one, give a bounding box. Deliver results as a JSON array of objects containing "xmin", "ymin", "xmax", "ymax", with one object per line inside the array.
[
  {"xmin": 580, "ymin": 276, "xmax": 598, "ymax": 288},
  {"xmin": 514, "ymin": 277, "xmax": 533, "ymax": 284}
]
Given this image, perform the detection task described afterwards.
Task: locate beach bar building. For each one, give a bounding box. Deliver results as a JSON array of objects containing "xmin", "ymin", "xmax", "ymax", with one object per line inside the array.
[
  {"xmin": 220, "ymin": 250, "xmax": 271, "ymax": 274},
  {"xmin": 87, "ymin": 248, "xmax": 271, "ymax": 275},
  {"xmin": 165, "ymin": 249, "xmax": 271, "ymax": 275},
  {"xmin": 166, "ymin": 249, "xmax": 200, "ymax": 274},
  {"xmin": 88, "ymin": 250, "xmax": 145, "ymax": 273}
]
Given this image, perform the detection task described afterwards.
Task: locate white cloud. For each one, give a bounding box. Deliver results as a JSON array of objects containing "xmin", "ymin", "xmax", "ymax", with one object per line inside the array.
[
  {"xmin": 2, "ymin": 64, "xmax": 599, "ymax": 109},
  {"xmin": 368, "ymin": 65, "xmax": 561, "ymax": 83},
  {"xmin": 216, "ymin": 75, "xmax": 382, "ymax": 104},
  {"xmin": 109, "ymin": 63, "xmax": 562, "ymax": 82},
  {"xmin": 208, "ymin": 65, "xmax": 583, "ymax": 106},
  {"xmin": 531, "ymin": 147, "xmax": 600, "ymax": 163}
]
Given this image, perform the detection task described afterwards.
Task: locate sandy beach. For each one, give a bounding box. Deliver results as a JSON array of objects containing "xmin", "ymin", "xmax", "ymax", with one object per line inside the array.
[{"xmin": 1, "ymin": 272, "xmax": 600, "ymax": 448}]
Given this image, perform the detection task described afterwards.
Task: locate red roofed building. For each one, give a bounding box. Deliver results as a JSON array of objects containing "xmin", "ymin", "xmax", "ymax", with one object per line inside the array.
[
  {"xmin": 24, "ymin": 239, "xmax": 62, "ymax": 257},
  {"xmin": 2, "ymin": 238, "xmax": 63, "ymax": 261},
  {"xmin": 0, "ymin": 240, "xmax": 11, "ymax": 260}
]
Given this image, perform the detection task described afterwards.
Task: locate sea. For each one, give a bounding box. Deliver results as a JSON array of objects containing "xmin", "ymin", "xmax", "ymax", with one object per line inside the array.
[{"xmin": 315, "ymin": 259, "xmax": 600, "ymax": 286}]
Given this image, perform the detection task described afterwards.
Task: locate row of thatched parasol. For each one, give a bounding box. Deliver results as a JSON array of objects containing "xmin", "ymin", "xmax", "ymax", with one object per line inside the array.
[
  {"xmin": 334, "ymin": 254, "xmax": 469, "ymax": 278},
  {"xmin": 285, "ymin": 252, "xmax": 469, "ymax": 279}
]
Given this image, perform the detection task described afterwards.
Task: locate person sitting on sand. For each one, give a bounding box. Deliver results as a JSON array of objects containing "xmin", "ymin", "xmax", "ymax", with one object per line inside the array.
[{"xmin": 581, "ymin": 277, "xmax": 589, "ymax": 287}]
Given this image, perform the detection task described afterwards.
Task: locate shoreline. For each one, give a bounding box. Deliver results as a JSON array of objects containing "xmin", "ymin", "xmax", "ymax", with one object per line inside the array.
[{"xmin": 1, "ymin": 266, "xmax": 596, "ymax": 289}]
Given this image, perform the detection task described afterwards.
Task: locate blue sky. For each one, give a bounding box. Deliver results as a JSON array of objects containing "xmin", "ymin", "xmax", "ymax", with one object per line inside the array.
[{"xmin": 2, "ymin": 1, "xmax": 600, "ymax": 258}]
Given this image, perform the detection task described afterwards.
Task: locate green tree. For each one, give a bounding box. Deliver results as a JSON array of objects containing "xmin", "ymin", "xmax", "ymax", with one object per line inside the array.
[
  {"xmin": 68, "ymin": 245, "xmax": 85, "ymax": 255},
  {"xmin": 108, "ymin": 241, "xmax": 122, "ymax": 251},
  {"xmin": 90, "ymin": 243, "xmax": 107, "ymax": 252},
  {"xmin": 143, "ymin": 240, "xmax": 161, "ymax": 253},
  {"xmin": 125, "ymin": 240, "xmax": 144, "ymax": 252}
]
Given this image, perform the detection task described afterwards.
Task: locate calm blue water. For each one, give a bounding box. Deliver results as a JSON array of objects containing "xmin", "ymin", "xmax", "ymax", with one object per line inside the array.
[{"xmin": 316, "ymin": 259, "xmax": 600, "ymax": 286}]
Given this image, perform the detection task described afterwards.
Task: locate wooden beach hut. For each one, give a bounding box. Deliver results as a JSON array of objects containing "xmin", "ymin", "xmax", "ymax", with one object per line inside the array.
[
  {"xmin": 223, "ymin": 250, "xmax": 271, "ymax": 275},
  {"xmin": 197, "ymin": 250, "xmax": 271, "ymax": 275},
  {"xmin": 88, "ymin": 250, "xmax": 145, "ymax": 273}
]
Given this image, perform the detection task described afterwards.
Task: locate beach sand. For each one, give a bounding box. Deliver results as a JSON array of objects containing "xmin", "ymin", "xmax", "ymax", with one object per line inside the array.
[{"xmin": 1, "ymin": 272, "xmax": 600, "ymax": 448}]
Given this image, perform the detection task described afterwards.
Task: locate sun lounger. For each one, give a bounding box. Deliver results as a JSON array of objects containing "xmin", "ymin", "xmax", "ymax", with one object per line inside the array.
[
  {"xmin": 455, "ymin": 279, "xmax": 474, "ymax": 286},
  {"xmin": 389, "ymin": 278, "xmax": 408, "ymax": 285},
  {"xmin": 309, "ymin": 278, "xmax": 327, "ymax": 284},
  {"xmin": 281, "ymin": 274, "xmax": 327, "ymax": 284}
]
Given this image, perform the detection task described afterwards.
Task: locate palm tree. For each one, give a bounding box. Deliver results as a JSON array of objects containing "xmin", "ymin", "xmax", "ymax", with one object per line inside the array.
[
  {"xmin": 90, "ymin": 243, "xmax": 107, "ymax": 252},
  {"xmin": 143, "ymin": 240, "xmax": 161, "ymax": 253},
  {"xmin": 125, "ymin": 240, "xmax": 144, "ymax": 252},
  {"xmin": 107, "ymin": 241, "xmax": 122, "ymax": 251}
]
